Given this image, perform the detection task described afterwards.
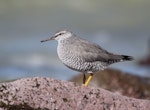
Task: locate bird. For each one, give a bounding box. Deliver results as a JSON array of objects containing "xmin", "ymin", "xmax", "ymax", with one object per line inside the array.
[{"xmin": 41, "ymin": 30, "xmax": 133, "ymax": 86}]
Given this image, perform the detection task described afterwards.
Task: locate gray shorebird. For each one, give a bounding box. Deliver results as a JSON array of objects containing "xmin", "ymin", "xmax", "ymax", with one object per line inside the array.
[{"xmin": 41, "ymin": 30, "xmax": 133, "ymax": 86}]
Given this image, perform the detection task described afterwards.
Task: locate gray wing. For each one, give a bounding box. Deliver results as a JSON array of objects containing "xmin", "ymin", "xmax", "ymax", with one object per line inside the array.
[{"xmin": 69, "ymin": 37, "xmax": 116, "ymax": 63}]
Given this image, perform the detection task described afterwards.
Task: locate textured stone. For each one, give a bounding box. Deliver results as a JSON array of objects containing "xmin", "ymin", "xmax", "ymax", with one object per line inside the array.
[
  {"xmin": 0, "ymin": 77, "xmax": 150, "ymax": 110},
  {"xmin": 70, "ymin": 69, "xmax": 150, "ymax": 99}
]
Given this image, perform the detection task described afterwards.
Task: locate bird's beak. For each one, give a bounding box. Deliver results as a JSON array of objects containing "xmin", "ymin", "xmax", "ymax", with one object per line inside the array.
[{"xmin": 40, "ymin": 36, "xmax": 55, "ymax": 43}]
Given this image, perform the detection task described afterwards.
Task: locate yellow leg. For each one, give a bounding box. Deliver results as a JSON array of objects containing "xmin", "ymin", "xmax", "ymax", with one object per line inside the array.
[{"xmin": 83, "ymin": 73, "xmax": 93, "ymax": 86}]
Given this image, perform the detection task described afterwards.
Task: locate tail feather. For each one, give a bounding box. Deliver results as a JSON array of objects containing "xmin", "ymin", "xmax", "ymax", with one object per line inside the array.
[
  {"xmin": 108, "ymin": 55, "xmax": 134, "ymax": 64},
  {"xmin": 121, "ymin": 55, "xmax": 134, "ymax": 61}
]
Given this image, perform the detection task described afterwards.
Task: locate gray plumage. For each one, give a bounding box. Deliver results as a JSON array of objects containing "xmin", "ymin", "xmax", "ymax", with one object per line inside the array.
[{"xmin": 41, "ymin": 30, "xmax": 133, "ymax": 73}]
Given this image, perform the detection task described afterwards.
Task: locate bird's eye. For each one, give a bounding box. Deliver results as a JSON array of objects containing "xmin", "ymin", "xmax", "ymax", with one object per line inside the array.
[
  {"xmin": 55, "ymin": 32, "xmax": 64, "ymax": 37},
  {"xmin": 59, "ymin": 33, "xmax": 63, "ymax": 35}
]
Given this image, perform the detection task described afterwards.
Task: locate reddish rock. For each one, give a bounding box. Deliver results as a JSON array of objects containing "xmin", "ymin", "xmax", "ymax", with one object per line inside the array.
[
  {"xmin": 0, "ymin": 77, "xmax": 150, "ymax": 110},
  {"xmin": 70, "ymin": 69, "xmax": 150, "ymax": 99}
]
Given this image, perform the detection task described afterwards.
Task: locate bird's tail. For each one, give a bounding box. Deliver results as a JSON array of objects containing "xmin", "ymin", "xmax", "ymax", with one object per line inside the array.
[
  {"xmin": 121, "ymin": 55, "xmax": 134, "ymax": 61},
  {"xmin": 108, "ymin": 54, "xmax": 134, "ymax": 64}
]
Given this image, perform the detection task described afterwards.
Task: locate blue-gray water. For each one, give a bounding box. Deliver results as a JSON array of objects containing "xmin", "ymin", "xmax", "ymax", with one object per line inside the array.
[{"xmin": 0, "ymin": 0, "xmax": 150, "ymax": 81}]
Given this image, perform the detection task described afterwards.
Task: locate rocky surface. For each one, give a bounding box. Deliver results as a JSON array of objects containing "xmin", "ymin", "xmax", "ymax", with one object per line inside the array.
[
  {"xmin": 0, "ymin": 77, "xmax": 150, "ymax": 110},
  {"xmin": 70, "ymin": 68, "xmax": 150, "ymax": 99}
]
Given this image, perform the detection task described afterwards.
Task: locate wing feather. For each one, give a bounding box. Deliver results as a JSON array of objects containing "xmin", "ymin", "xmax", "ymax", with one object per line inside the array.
[{"xmin": 69, "ymin": 37, "xmax": 112, "ymax": 62}]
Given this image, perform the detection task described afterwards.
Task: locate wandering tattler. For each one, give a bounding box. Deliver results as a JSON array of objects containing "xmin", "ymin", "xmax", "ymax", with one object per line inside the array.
[{"xmin": 41, "ymin": 30, "xmax": 133, "ymax": 86}]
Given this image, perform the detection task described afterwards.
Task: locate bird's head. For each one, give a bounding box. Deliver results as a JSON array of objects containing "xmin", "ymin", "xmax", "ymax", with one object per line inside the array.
[{"xmin": 41, "ymin": 30, "xmax": 72, "ymax": 42}]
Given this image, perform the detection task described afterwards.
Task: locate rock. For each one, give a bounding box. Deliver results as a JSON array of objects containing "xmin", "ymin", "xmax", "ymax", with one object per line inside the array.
[
  {"xmin": 0, "ymin": 77, "xmax": 150, "ymax": 110},
  {"xmin": 70, "ymin": 68, "xmax": 150, "ymax": 99}
]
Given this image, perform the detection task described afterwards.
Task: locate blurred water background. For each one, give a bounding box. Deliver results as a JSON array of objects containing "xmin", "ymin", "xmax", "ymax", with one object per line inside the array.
[{"xmin": 0, "ymin": 0, "xmax": 150, "ymax": 82}]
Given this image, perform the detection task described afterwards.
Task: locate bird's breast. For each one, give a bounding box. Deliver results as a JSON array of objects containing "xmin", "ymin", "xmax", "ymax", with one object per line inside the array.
[{"xmin": 57, "ymin": 43, "xmax": 84, "ymax": 70}]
